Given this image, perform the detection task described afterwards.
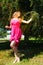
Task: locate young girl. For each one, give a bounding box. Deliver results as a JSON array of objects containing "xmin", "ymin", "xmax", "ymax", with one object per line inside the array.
[{"xmin": 5, "ymin": 11, "xmax": 32, "ymax": 63}]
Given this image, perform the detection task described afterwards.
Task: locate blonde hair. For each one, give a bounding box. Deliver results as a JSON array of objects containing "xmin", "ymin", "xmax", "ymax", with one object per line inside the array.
[{"xmin": 12, "ymin": 11, "xmax": 22, "ymax": 18}]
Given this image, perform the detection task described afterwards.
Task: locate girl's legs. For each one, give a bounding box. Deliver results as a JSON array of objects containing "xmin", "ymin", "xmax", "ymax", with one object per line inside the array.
[
  {"xmin": 13, "ymin": 47, "xmax": 20, "ymax": 63},
  {"xmin": 10, "ymin": 41, "xmax": 20, "ymax": 63}
]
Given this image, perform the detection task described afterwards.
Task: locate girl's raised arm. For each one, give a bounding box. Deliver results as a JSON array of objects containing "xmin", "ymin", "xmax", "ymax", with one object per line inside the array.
[{"xmin": 22, "ymin": 18, "xmax": 32, "ymax": 24}]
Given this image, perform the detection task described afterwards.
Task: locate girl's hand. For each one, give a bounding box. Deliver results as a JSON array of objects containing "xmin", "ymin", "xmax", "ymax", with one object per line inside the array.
[
  {"xmin": 5, "ymin": 26, "xmax": 11, "ymax": 29},
  {"xmin": 5, "ymin": 26, "xmax": 9, "ymax": 29}
]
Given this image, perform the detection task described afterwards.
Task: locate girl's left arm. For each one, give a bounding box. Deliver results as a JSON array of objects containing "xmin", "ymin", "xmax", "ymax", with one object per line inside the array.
[{"xmin": 21, "ymin": 18, "xmax": 32, "ymax": 24}]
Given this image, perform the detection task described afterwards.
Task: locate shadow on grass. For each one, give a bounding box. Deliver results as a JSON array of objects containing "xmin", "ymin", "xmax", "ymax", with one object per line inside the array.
[
  {"xmin": 0, "ymin": 41, "xmax": 10, "ymax": 50},
  {"xmin": 18, "ymin": 39, "xmax": 43, "ymax": 61},
  {"xmin": 0, "ymin": 40, "xmax": 43, "ymax": 61}
]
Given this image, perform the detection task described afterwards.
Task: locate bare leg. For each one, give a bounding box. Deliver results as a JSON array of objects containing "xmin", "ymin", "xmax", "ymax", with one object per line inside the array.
[
  {"xmin": 10, "ymin": 41, "xmax": 20, "ymax": 63},
  {"xmin": 13, "ymin": 47, "xmax": 20, "ymax": 63}
]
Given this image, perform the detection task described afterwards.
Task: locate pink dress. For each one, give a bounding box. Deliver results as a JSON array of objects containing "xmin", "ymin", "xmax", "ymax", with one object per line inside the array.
[{"xmin": 10, "ymin": 18, "xmax": 22, "ymax": 46}]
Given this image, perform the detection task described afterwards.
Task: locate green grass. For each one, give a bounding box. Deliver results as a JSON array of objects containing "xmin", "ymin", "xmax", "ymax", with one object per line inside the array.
[
  {"xmin": 0, "ymin": 49, "xmax": 43, "ymax": 65},
  {"xmin": 0, "ymin": 42, "xmax": 43, "ymax": 65},
  {"xmin": 29, "ymin": 37, "xmax": 43, "ymax": 40}
]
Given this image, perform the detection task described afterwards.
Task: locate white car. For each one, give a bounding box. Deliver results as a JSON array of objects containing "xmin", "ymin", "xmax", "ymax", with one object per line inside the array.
[
  {"xmin": 0, "ymin": 28, "xmax": 25, "ymax": 42},
  {"xmin": 6, "ymin": 30, "xmax": 11, "ymax": 40},
  {"xmin": 6, "ymin": 30, "xmax": 25, "ymax": 40}
]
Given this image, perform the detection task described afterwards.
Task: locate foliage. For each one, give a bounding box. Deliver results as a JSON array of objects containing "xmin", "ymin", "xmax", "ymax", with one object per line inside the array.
[
  {"xmin": 0, "ymin": 0, "xmax": 43, "ymax": 37},
  {"xmin": 22, "ymin": 11, "xmax": 40, "ymax": 37}
]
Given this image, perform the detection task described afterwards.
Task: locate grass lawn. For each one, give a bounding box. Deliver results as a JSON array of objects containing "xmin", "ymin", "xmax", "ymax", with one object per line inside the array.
[{"xmin": 0, "ymin": 41, "xmax": 43, "ymax": 65}]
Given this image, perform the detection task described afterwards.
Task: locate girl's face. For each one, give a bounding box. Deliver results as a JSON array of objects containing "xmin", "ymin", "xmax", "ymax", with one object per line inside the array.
[{"xmin": 13, "ymin": 11, "xmax": 21, "ymax": 18}]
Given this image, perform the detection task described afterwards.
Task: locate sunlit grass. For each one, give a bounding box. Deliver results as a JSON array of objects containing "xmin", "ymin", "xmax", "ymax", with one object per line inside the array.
[
  {"xmin": 0, "ymin": 49, "xmax": 43, "ymax": 65},
  {"xmin": 29, "ymin": 37, "xmax": 43, "ymax": 40}
]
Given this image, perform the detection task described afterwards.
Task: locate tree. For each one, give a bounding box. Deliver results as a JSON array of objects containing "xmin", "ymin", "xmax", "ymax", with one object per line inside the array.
[{"xmin": 0, "ymin": 0, "xmax": 43, "ymax": 37}]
